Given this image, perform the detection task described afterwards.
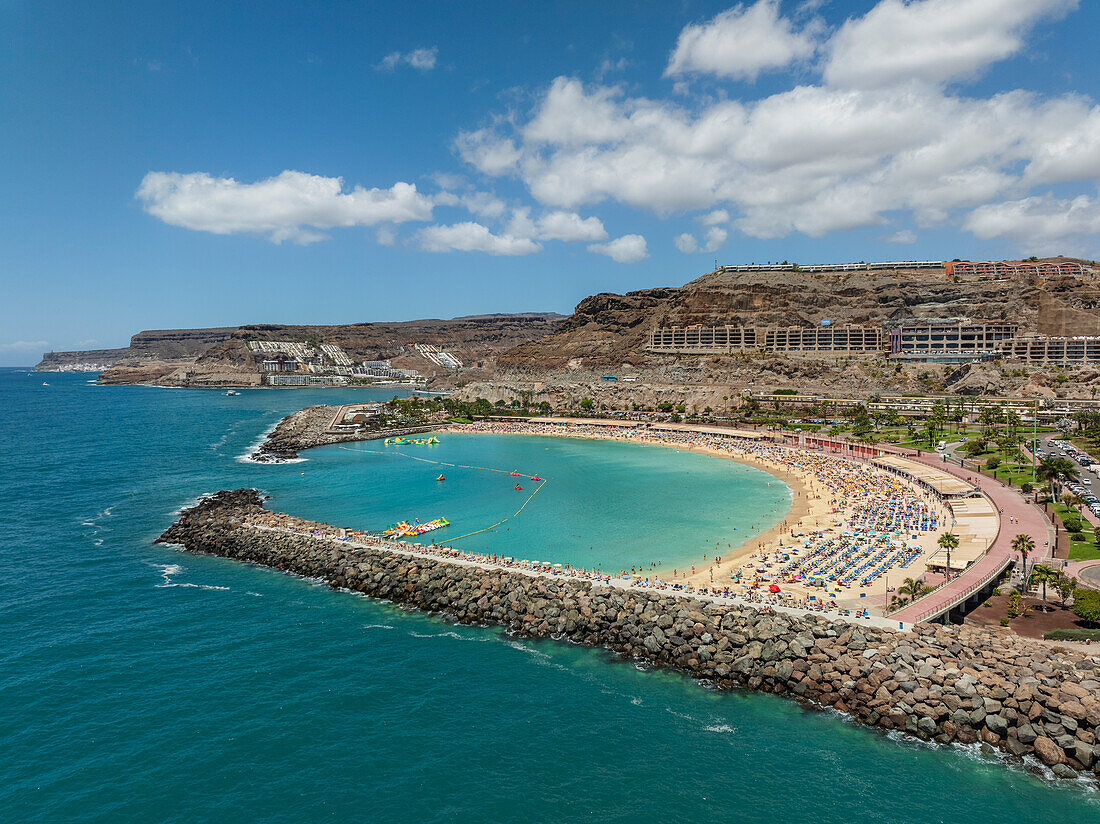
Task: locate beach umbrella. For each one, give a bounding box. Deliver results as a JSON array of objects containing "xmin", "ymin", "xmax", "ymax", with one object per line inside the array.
[{"xmin": 769, "ymin": 584, "xmax": 780, "ymax": 593}]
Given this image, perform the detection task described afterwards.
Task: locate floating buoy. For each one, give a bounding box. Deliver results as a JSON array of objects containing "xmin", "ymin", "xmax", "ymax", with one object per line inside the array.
[
  {"xmin": 514, "ymin": 485, "xmax": 523, "ymax": 490},
  {"xmin": 530, "ymin": 475, "xmax": 543, "ymax": 481},
  {"xmin": 436, "ymin": 474, "xmax": 445, "ymax": 481}
]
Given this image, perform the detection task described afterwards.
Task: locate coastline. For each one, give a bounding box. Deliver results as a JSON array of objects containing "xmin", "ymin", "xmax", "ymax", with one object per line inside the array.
[
  {"xmin": 155, "ymin": 488, "xmax": 1100, "ymax": 782},
  {"xmin": 443, "ymin": 423, "xmax": 944, "ymax": 609},
  {"xmin": 440, "ymin": 425, "xmax": 821, "ymax": 583}
]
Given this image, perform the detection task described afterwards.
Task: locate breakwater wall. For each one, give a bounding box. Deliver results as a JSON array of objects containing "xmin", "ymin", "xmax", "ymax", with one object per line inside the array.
[{"xmin": 160, "ymin": 490, "xmax": 1100, "ymax": 780}]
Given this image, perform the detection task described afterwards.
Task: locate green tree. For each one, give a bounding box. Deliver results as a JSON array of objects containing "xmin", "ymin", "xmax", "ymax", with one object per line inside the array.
[
  {"xmin": 1054, "ymin": 575, "xmax": 1077, "ymax": 608},
  {"xmin": 1036, "ymin": 456, "xmax": 1079, "ymax": 499},
  {"xmin": 1012, "ymin": 533, "xmax": 1035, "ymax": 583},
  {"xmin": 579, "ymin": 397, "xmax": 595, "ymax": 411},
  {"xmin": 1029, "ymin": 564, "xmax": 1059, "ymax": 612},
  {"xmin": 1072, "ymin": 589, "xmax": 1100, "ymax": 628},
  {"xmin": 897, "ymin": 577, "xmax": 932, "ymax": 605},
  {"xmin": 937, "ymin": 532, "xmax": 960, "ymax": 578}
]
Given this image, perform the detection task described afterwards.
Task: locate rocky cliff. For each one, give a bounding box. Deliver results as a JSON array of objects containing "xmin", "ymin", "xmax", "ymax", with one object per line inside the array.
[
  {"xmin": 36, "ymin": 327, "xmax": 239, "ymax": 374},
  {"xmin": 468, "ymin": 260, "xmax": 1100, "ymax": 403},
  {"xmin": 160, "ymin": 490, "xmax": 1100, "ymax": 781},
  {"xmin": 81, "ymin": 314, "xmax": 564, "ymax": 386}
]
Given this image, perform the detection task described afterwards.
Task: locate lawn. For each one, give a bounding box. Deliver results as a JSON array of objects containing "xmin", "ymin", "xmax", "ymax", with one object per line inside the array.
[{"xmin": 1053, "ymin": 501, "xmax": 1100, "ymax": 561}]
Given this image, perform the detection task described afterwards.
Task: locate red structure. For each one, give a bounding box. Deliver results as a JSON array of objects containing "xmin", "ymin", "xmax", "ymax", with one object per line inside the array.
[{"xmin": 944, "ymin": 260, "xmax": 1083, "ymax": 279}]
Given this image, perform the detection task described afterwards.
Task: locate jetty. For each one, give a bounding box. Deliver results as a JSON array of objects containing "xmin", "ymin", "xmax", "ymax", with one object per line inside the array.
[{"xmin": 159, "ymin": 490, "xmax": 1100, "ymax": 780}]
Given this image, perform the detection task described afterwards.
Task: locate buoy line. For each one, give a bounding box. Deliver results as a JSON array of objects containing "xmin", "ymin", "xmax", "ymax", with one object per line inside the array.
[{"xmin": 336, "ymin": 445, "xmax": 549, "ymax": 542}]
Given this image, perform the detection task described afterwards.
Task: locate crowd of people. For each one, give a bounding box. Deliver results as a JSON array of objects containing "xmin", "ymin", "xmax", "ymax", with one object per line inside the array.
[
  {"xmin": 458, "ymin": 420, "xmax": 947, "ymax": 600},
  {"xmin": 240, "ymin": 420, "xmax": 949, "ymax": 622}
]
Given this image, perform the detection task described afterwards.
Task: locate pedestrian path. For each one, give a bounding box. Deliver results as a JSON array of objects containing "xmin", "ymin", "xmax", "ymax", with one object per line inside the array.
[{"xmin": 889, "ymin": 451, "xmax": 1048, "ymax": 622}]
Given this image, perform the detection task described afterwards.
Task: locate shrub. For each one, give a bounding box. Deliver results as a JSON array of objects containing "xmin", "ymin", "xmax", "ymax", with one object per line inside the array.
[
  {"xmin": 1000, "ymin": 618, "xmax": 1010, "ymax": 627},
  {"xmin": 1062, "ymin": 516, "xmax": 1084, "ymax": 533},
  {"xmin": 1073, "ymin": 589, "xmax": 1100, "ymax": 627},
  {"xmin": 1021, "ymin": 483, "xmax": 1033, "ymax": 494},
  {"xmin": 991, "ymin": 587, "xmax": 1002, "ymax": 596},
  {"xmin": 986, "ymin": 457, "xmax": 1001, "ymax": 470},
  {"xmin": 1043, "ymin": 628, "xmax": 1100, "ymax": 641}
]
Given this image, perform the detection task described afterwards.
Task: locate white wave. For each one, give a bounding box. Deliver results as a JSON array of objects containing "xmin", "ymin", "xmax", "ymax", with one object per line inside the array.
[
  {"xmin": 235, "ymin": 419, "xmax": 310, "ymax": 464},
  {"xmin": 703, "ymin": 723, "xmax": 735, "ymax": 734},
  {"xmin": 154, "ymin": 563, "xmax": 231, "ymax": 591},
  {"xmin": 93, "ymin": 538, "xmax": 103, "ymax": 547},
  {"xmin": 172, "ymin": 492, "xmax": 217, "ymax": 516},
  {"xmin": 81, "ymin": 521, "xmax": 94, "ymax": 526},
  {"xmin": 363, "ymin": 624, "xmax": 395, "ymax": 630},
  {"xmin": 409, "ymin": 629, "xmax": 489, "ymax": 642},
  {"xmin": 630, "ymin": 697, "xmax": 643, "ymax": 706}
]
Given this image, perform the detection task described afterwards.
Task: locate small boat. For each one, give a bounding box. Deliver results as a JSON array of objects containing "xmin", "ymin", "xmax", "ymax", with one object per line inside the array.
[
  {"xmin": 41, "ymin": 382, "xmax": 48, "ymax": 386},
  {"xmin": 514, "ymin": 485, "xmax": 524, "ymax": 490},
  {"xmin": 226, "ymin": 390, "xmax": 240, "ymax": 396},
  {"xmin": 436, "ymin": 474, "xmax": 445, "ymax": 481}
]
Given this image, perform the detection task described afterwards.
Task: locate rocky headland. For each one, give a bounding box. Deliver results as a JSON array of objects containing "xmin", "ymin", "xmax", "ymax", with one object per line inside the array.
[
  {"xmin": 252, "ymin": 405, "xmax": 441, "ymax": 461},
  {"xmin": 160, "ymin": 490, "xmax": 1100, "ymax": 781}
]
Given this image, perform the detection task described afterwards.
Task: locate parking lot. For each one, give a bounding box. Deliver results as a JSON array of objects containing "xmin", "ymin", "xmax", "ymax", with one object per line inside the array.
[{"xmin": 1040, "ymin": 435, "xmax": 1100, "ymax": 523}]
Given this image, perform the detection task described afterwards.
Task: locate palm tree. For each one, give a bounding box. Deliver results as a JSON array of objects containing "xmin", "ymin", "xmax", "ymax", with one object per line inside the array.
[
  {"xmin": 1030, "ymin": 564, "xmax": 1059, "ymax": 612},
  {"xmin": 937, "ymin": 532, "xmax": 960, "ymax": 579},
  {"xmin": 897, "ymin": 577, "xmax": 932, "ymax": 605},
  {"xmin": 1036, "ymin": 456, "xmax": 1079, "ymax": 499},
  {"xmin": 1012, "ymin": 533, "xmax": 1035, "ymax": 585}
]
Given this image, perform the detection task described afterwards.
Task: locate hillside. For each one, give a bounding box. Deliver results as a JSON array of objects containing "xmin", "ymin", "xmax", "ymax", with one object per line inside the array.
[
  {"xmin": 467, "ymin": 260, "xmax": 1100, "ymax": 406},
  {"xmin": 71, "ymin": 314, "xmax": 565, "ymax": 386}
]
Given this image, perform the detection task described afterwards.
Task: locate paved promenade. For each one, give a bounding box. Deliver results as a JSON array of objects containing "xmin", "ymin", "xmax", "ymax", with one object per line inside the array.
[{"xmin": 889, "ymin": 451, "xmax": 1050, "ymax": 622}]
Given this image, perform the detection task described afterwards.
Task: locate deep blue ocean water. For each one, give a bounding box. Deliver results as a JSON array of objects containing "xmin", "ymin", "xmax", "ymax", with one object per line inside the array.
[{"xmin": 1, "ymin": 369, "xmax": 1097, "ymax": 823}]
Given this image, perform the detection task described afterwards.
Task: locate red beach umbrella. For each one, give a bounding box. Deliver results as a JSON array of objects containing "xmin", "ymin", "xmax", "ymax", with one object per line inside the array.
[{"xmin": 769, "ymin": 584, "xmax": 781, "ymax": 593}]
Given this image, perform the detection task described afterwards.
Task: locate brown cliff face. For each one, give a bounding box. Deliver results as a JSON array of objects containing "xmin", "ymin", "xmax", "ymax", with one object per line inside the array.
[
  {"xmin": 90, "ymin": 313, "xmax": 565, "ymax": 385},
  {"xmin": 500, "ymin": 263, "xmax": 1100, "ymax": 371}
]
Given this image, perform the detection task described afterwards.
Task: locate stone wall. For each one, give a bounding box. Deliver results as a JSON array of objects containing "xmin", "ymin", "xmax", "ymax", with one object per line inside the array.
[{"xmin": 159, "ymin": 490, "xmax": 1100, "ymax": 781}]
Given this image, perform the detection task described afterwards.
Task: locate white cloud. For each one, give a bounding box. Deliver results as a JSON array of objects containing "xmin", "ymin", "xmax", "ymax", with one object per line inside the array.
[
  {"xmin": 416, "ymin": 222, "xmax": 541, "ymax": 255},
  {"xmin": 506, "ymin": 208, "xmax": 608, "ymax": 242},
  {"xmin": 459, "ymin": 191, "xmax": 507, "ymax": 219},
  {"xmin": 883, "ymin": 229, "xmax": 917, "ymax": 244},
  {"xmin": 455, "ymin": 128, "xmax": 522, "ymax": 175},
  {"xmin": 137, "ymin": 171, "xmax": 434, "ymax": 244},
  {"xmin": 457, "ymin": 57, "xmax": 1100, "ymax": 247},
  {"xmin": 588, "ymin": 233, "xmax": 648, "ymax": 263},
  {"xmin": 964, "ymin": 193, "xmax": 1100, "ymax": 254},
  {"xmin": 666, "ymin": 1, "xmax": 818, "ymax": 81},
  {"xmin": 0, "ymin": 340, "xmax": 49, "ymax": 352},
  {"xmin": 702, "ymin": 226, "xmax": 728, "ymax": 252},
  {"xmin": 375, "ymin": 227, "xmax": 396, "ymax": 246},
  {"xmin": 377, "ymin": 46, "xmax": 438, "ymax": 72},
  {"xmin": 675, "ymin": 233, "xmax": 699, "ymax": 253},
  {"xmin": 824, "ymin": 0, "xmax": 1077, "ymax": 89},
  {"xmin": 1024, "ymin": 107, "xmax": 1100, "ymax": 185}
]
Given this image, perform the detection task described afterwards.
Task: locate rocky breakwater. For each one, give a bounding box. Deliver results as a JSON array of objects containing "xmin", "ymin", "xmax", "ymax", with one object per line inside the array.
[
  {"xmin": 254, "ymin": 405, "xmax": 441, "ymax": 462},
  {"xmin": 160, "ymin": 490, "xmax": 1100, "ymax": 780}
]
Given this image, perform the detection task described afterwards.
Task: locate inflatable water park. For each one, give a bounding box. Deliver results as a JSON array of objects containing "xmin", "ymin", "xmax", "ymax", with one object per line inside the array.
[
  {"xmin": 382, "ymin": 517, "xmax": 450, "ymax": 538},
  {"xmin": 384, "ymin": 436, "xmax": 440, "ymax": 445}
]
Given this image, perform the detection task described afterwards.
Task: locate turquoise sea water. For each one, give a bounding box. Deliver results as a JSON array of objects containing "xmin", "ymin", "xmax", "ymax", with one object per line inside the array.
[
  {"xmin": 273, "ymin": 433, "xmax": 791, "ymax": 573},
  {"xmin": 1, "ymin": 369, "xmax": 1097, "ymax": 822}
]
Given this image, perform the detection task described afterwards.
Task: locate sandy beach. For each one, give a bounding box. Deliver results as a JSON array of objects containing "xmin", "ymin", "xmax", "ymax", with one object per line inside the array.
[{"xmin": 447, "ymin": 422, "xmax": 952, "ymax": 613}]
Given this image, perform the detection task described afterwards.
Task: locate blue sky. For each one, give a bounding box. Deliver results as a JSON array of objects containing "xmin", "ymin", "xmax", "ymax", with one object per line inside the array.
[{"xmin": 2, "ymin": 0, "xmax": 1099, "ymax": 364}]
